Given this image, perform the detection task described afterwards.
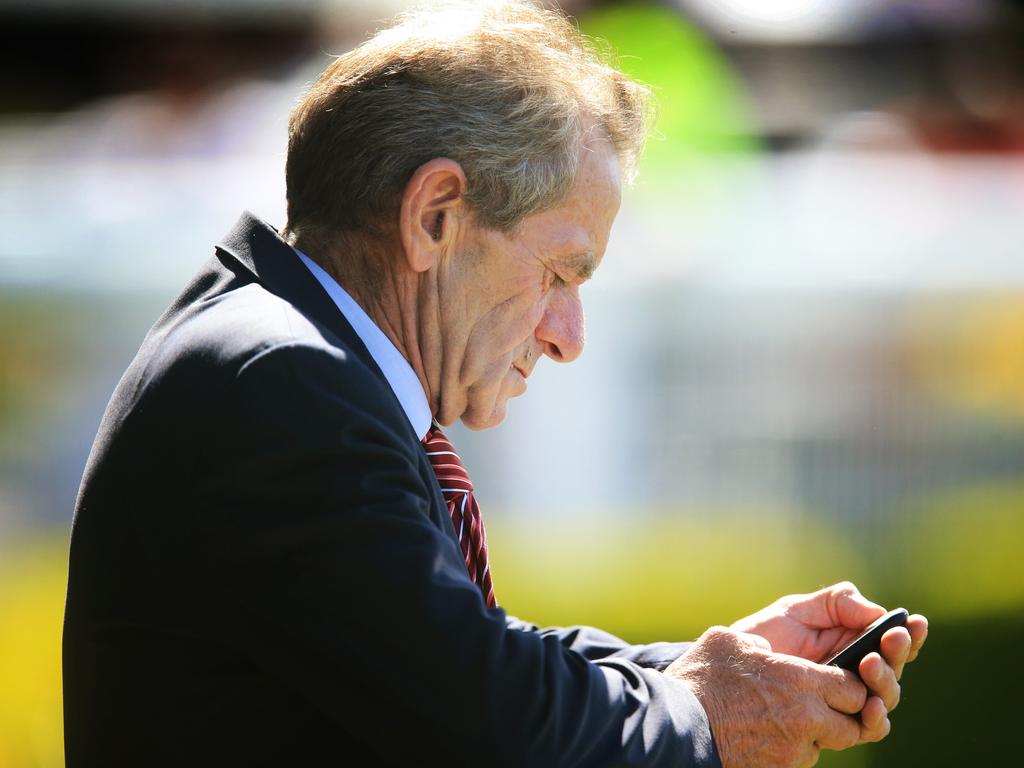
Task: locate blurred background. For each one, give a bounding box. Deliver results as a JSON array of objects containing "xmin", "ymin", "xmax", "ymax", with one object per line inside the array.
[{"xmin": 1, "ymin": 0, "xmax": 1022, "ymax": 764}]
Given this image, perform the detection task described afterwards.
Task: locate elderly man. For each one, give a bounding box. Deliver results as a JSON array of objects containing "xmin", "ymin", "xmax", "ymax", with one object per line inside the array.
[{"xmin": 63, "ymin": 2, "xmax": 926, "ymax": 766}]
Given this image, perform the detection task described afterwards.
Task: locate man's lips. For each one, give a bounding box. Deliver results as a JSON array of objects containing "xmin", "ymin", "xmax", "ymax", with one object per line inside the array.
[{"xmin": 512, "ymin": 363, "xmax": 530, "ymax": 380}]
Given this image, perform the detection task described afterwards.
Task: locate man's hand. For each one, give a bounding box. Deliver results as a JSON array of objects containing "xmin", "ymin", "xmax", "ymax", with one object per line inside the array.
[
  {"xmin": 728, "ymin": 582, "xmax": 928, "ymax": 734},
  {"xmin": 728, "ymin": 582, "xmax": 927, "ymax": 666},
  {"xmin": 665, "ymin": 627, "xmax": 883, "ymax": 768}
]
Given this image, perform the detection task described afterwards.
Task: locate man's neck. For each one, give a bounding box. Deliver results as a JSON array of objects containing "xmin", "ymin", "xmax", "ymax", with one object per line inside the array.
[{"xmin": 297, "ymin": 237, "xmax": 441, "ymax": 419}]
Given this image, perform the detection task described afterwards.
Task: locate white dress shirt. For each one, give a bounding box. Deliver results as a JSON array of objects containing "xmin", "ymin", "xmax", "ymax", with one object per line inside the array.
[{"xmin": 295, "ymin": 248, "xmax": 432, "ymax": 440}]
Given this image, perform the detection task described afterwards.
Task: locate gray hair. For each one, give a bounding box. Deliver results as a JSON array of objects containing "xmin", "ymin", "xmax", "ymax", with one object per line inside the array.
[{"xmin": 284, "ymin": 0, "xmax": 652, "ymax": 239}]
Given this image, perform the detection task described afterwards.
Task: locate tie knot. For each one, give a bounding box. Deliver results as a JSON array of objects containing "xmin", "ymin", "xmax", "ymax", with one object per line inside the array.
[{"xmin": 422, "ymin": 425, "xmax": 472, "ymax": 492}]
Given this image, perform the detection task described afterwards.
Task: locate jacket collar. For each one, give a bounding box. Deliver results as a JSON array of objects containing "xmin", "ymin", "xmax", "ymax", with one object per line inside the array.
[{"xmin": 214, "ymin": 211, "xmax": 383, "ymax": 380}]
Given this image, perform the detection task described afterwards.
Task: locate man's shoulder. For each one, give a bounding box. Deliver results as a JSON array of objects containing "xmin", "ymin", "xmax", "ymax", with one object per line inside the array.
[
  {"xmin": 168, "ymin": 278, "xmax": 341, "ymax": 368},
  {"xmin": 111, "ymin": 259, "xmax": 392, "ymax": 435},
  {"xmin": 145, "ymin": 265, "xmax": 352, "ymax": 376}
]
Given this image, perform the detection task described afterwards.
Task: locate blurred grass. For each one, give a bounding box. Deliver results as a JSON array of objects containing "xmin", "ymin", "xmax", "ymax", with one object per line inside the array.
[
  {"xmin": 0, "ymin": 536, "xmax": 66, "ymax": 768},
  {"xmin": 492, "ymin": 505, "xmax": 866, "ymax": 639},
  {"xmin": 490, "ymin": 487, "xmax": 1024, "ymax": 640},
  {"xmin": 1, "ymin": 487, "xmax": 1021, "ymax": 766}
]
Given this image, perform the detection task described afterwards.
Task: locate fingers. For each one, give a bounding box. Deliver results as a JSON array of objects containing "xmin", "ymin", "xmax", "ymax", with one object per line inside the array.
[
  {"xmin": 878, "ymin": 626, "xmax": 912, "ymax": 679},
  {"xmin": 815, "ymin": 664, "xmax": 867, "ymax": 715},
  {"xmin": 905, "ymin": 614, "xmax": 928, "ymax": 663},
  {"xmin": 878, "ymin": 615, "xmax": 927, "ymax": 677},
  {"xmin": 814, "ymin": 706, "xmax": 862, "ymax": 751},
  {"xmin": 859, "ymin": 651, "xmax": 901, "ymax": 711},
  {"xmin": 813, "ymin": 672, "xmax": 890, "ymax": 750},
  {"xmin": 858, "ymin": 695, "xmax": 891, "ymax": 743}
]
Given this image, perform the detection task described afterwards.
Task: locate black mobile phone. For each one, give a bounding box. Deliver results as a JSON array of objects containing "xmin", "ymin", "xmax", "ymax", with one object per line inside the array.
[{"xmin": 825, "ymin": 608, "xmax": 909, "ymax": 673}]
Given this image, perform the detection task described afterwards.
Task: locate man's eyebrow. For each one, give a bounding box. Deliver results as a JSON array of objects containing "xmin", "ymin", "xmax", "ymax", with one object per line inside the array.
[{"xmin": 556, "ymin": 250, "xmax": 597, "ymax": 281}]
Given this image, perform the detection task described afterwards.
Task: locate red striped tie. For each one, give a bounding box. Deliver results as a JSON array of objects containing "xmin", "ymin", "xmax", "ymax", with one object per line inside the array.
[{"xmin": 422, "ymin": 425, "xmax": 496, "ymax": 608}]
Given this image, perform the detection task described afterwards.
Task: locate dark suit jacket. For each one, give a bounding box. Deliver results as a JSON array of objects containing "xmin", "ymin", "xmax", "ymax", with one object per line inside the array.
[{"xmin": 63, "ymin": 212, "xmax": 722, "ymax": 767}]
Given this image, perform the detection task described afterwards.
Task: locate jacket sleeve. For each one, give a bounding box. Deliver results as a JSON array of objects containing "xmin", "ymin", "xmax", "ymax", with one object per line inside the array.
[
  {"xmin": 505, "ymin": 617, "xmax": 694, "ymax": 672},
  {"xmin": 197, "ymin": 343, "xmax": 721, "ymax": 768}
]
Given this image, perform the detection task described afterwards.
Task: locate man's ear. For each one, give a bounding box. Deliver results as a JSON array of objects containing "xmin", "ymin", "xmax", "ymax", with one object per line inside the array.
[{"xmin": 399, "ymin": 158, "xmax": 467, "ymax": 273}]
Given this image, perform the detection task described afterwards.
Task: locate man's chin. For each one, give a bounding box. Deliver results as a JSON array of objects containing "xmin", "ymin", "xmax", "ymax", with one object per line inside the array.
[{"xmin": 461, "ymin": 397, "xmax": 510, "ymax": 432}]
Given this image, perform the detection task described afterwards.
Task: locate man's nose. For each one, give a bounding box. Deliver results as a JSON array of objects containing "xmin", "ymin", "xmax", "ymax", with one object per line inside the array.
[{"xmin": 536, "ymin": 289, "xmax": 585, "ymax": 363}]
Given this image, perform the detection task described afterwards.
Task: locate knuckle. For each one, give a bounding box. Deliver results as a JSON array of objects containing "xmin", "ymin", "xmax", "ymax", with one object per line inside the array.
[
  {"xmin": 832, "ymin": 722, "xmax": 858, "ymax": 751},
  {"xmin": 822, "ymin": 666, "xmax": 867, "ymax": 711},
  {"xmin": 698, "ymin": 625, "xmax": 738, "ymax": 653},
  {"xmin": 837, "ymin": 665, "xmax": 860, "ymax": 688},
  {"xmin": 888, "ymin": 682, "xmax": 901, "ymax": 711},
  {"xmin": 696, "ymin": 626, "xmax": 747, "ymax": 660},
  {"xmin": 701, "ymin": 625, "xmax": 733, "ymax": 643},
  {"xmin": 868, "ymin": 722, "xmax": 889, "ymax": 743},
  {"xmin": 832, "ymin": 580, "xmax": 858, "ymax": 595},
  {"xmin": 845, "ymin": 721, "xmax": 861, "ymax": 749},
  {"xmin": 863, "ymin": 713, "xmax": 892, "ymax": 743},
  {"xmin": 881, "ymin": 660, "xmax": 899, "ymax": 688},
  {"xmin": 780, "ymin": 659, "xmax": 813, "ymax": 690},
  {"xmin": 852, "ymin": 681, "xmax": 868, "ymax": 711},
  {"xmin": 861, "ymin": 723, "xmax": 880, "ymax": 743}
]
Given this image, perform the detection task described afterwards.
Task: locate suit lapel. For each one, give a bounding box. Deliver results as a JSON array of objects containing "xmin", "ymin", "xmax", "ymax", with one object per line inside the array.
[{"xmin": 214, "ymin": 212, "xmax": 458, "ymax": 546}]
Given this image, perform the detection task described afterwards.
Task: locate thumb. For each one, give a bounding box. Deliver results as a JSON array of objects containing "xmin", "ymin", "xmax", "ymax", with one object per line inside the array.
[{"xmin": 826, "ymin": 581, "xmax": 885, "ymax": 629}]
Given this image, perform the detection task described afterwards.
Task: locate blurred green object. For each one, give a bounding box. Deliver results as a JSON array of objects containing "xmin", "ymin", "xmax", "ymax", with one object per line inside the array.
[{"xmin": 580, "ymin": 3, "xmax": 758, "ymax": 182}]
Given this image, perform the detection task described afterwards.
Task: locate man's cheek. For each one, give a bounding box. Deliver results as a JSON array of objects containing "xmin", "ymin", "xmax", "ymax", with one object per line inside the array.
[{"xmin": 505, "ymin": 301, "xmax": 546, "ymax": 348}]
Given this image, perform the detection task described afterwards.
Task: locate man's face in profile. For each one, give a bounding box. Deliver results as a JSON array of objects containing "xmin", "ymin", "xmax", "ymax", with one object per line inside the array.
[{"xmin": 442, "ymin": 141, "xmax": 623, "ymax": 430}]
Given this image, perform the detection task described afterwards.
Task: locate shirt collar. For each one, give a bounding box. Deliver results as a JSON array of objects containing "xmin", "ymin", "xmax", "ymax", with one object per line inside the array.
[{"xmin": 294, "ymin": 248, "xmax": 433, "ymax": 440}]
